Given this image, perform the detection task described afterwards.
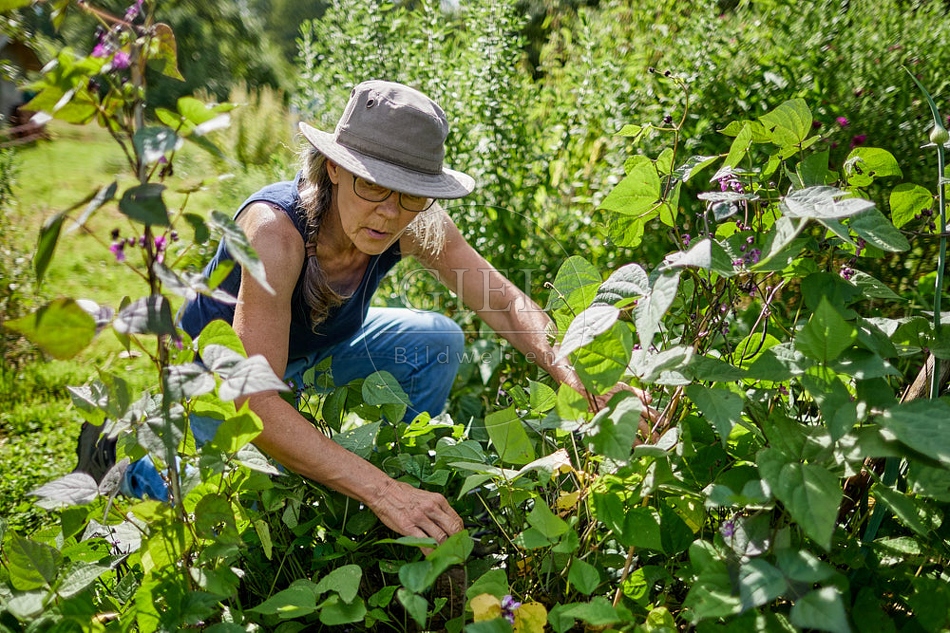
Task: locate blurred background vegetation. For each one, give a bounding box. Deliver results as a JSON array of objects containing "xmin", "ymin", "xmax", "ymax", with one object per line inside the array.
[{"xmin": 3, "ymin": 0, "xmax": 950, "ymax": 532}]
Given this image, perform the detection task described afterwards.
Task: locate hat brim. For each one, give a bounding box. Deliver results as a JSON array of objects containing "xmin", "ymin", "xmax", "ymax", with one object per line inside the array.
[{"xmin": 299, "ymin": 122, "xmax": 475, "ymax": 200}]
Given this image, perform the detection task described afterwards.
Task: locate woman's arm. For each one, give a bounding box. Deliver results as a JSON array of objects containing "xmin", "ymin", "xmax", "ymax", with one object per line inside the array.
[{"xmin": 230, "ymin": 203, "xmax": 463, "ymax": 542}]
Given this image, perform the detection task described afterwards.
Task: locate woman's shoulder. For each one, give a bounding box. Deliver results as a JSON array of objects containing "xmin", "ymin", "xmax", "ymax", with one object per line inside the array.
[{"xmin": 239, "ymin": 202, "xmax": 306, "ymax": 254}]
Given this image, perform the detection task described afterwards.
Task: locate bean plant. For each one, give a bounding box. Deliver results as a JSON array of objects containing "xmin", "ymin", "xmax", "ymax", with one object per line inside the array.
[{"xmin": 3, "ymin": 1, "xmax": 950, "ymax": 632}]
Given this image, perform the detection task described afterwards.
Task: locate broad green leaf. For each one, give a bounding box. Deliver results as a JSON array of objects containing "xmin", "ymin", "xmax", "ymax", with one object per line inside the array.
[
  {"xmin": 759, "ymin": 98, "xmax": 812, "ymax": 148},
  {"xmin": 797, "ymin": 150, "xmax": 833, "ymax": 187},
  {"xmin": 890, "ymin": 183, "xmax": 933, "ymax": 228},
  {"xmin": 314, "ymin": 565, "xmax": 363, "ymax": 603},
  {"xmin": 587, "ymin": 392, "xmax": 642, "ymax": 462},
  {"xmin": 685, "ymin": 385, "xmax": 744, "ymax": 446},
  {"xmin": 57, "ymin": 562, "xmax": 111, "ymax": 599},
  {"xmin": 802, "ymin": 366, "xmax": 857, "ymax": 440},
  {"xmin": 849, "ymin": 208, "xmax": 910, "ymax": 252},
  {"xmin": 568, "ymin": 559, "xmax": 601, "ymax": 595},
  {"xmin": 34, "ymin": 212, "xmax": 64, "ymax": 289},
  {"xmin": 209, "ymin": 210, "xmax": 274, "ymax": 294},
  {"xmin": 484, "ymin": 406, "xmax": 536, "ymax": 466},
  {"xmin": 147, "ymin": 23, "xmax": 185, "ymax": 80},
  {"xmin": 872, "ymin": 484, "xmax": 933, "ymax": 537},
  {"xmin": 573, "ymin": 321, "xmax": 632, "ymax": 394},
  {"xmin": 757, "ymin": 216, "xmax": 806, "ymax": 268},
  {"xmin": 636, "ymin": 271, "xmax": 680, "ymax": 349},
  {"xmin": 795, "ymin": 298, "xmax": 857, "ymax": 363},
  {"xmin": 197, "ymin": 320, "xmax": 247, "ymax": 356},
  {"xmin": 781, "ymin": 186, "xmax": 874, "ymax": 219},
  {"xmin": 673, "ymin": 154, "xmax": 719, "ymax": 182},
  {"xmin": 599, "ymin": 156, "xmax": 661, "ymax": 217},
  {"xmin": 556, "ymin": 305, "xmax": 619, "ymax": 362},
  {"xmin": 333, "ymin": 420, "xmax": 381, "ymax": 460},
  {"xmin": 801, "ymin": 272, "xmax": 862, "ymax": 317},
  {"xmin": 6, "ymin": 535, "xmax": 62, "ymax": 591},
  {"xmin": 363, "ymin": 371, "xmax": 411, "ymax": 407},
  {"xmin": 163, "ymin": 363, "xmax": 216, "ymax": 401},
  {"xmin": 0, "ymin": 0, "xmax": 33, "ymax": 11},
  {"xmin": 660, "ymin": 238, "xmax": 735, "ymax": 276},
  {"xmin": 133, "ymin": 126, "xmax": 182, "ymax": 164},
  {"xmin": 29, "ymin": 472, "xmax": 98, "ymax": 509},
  {"xmin": 738, "ymin": 559, "xmax": 787, "ymax": 610},
  {"xmin": 759, "ymin": 450, "xmax": 841, "ymax": 550},
  {"xmin": 607, "ymin": 211, "xmax": 649, "ymax": 248},
  {"xmin": 248, "ymin": 583, "xmax": 317, "ymax": 617},
  {"xmin": 561, "ymin": 597, "xmax": 620, "ymax": 627},
  {"xmin": 619, "ymin": 507, "xmax": 663, "ymax": 551},
  {"xmin": 722, "ymin": 123, "xmax": 753, "ymax": 169},
  {"xmin": 528, "ymin": 380, "xmax": 557, "ymax": 412},
  {"xmin": 113, "ymin": 295, "xmax": 177, "ymax": 337},
  {"xmin": 194, "ymin": 494, "xmax": 240, "ymax": 544},
  {"xmin": 556, "ymin": 382, "xmax": 589, "ymax": 422},
  {"xmin": 850, "ymin": 271, "xmax": 902, "ymax": 302},
  {"xmin": 790, "ymin": 587, "xmax": 850, "ymax": 633},
  {"xmin": 546, "ymin": 256, "xmax": 601, "ymax": 311},
  {"xmin": 118, "ymin": 184, "xmax": 170, "ymax": 226},
  {"xmin": 319, "ymin": 594, "xmax": 367, "ymax": 626},
  {"xmin": 593, "ymin": 263, "xmax": 650, "ymax": 306},
  {"xmin": 466, "ymin": 569, "xmax": 508, "ymax": 602},
  {"xmin": 909, "ymin": 462, "xmax": 950, "ymax": 502},
  {"xmin": 397, "ymin": 588, "xmax": 428, "ymax": 628},
  {"xmin": 775, "ymin": 549, "xmax": 835, "ymax": 583},
  {"xmin": 4, "ymin": 298, "xmax": 96, "ymax": 359},
  {"xmin": 526, "ymin": 499, "xmax": 569, "ymax": 539},
  {"xmin": 209, "ymin": 406, "xmax": 263, "ymax": 453},
  {"xmin": 845, "ymin": 147, "xmax": 902, "ymax": 187},
  {"xmin": 218, "ymin": 356, "xmax": 290, "ymax": 401},
  {"xmin": 879, "ymin": 399, "xmax": 950, "ymax": 466}
]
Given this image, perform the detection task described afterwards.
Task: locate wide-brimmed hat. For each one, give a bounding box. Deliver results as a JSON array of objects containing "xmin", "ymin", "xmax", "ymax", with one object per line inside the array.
[{"xmin": 299, "ymin": 80, "xmax": 475, "ymax": 200}]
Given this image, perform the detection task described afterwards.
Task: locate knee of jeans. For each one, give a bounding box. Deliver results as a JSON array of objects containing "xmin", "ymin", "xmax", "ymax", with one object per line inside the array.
[{"xmin": 425, "ymin": 314, "xmax": 465, "ymax": 362}]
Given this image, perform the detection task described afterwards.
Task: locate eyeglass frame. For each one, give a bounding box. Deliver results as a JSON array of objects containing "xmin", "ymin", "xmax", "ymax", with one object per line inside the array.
[{"xmin": 350, "ymin": 173, "xmax": 437, "ymax": 212}]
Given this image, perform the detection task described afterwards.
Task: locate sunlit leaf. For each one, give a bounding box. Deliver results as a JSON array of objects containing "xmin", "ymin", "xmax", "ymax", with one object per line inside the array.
[
  {"xmin": 29, "ymin": 472, "xmax": 98, "ymax": 510},
  {"xmin": 113, "ymin": 295, "xmax": 177, "ymax": 337},
  {"xmin": 556, "ymin": 305, "xmax": 619, "ymax": 362},
  {"xmin": 879, "ymin": 399, "xmax": 950, "ymax": 466},
  {"xmin": 738, "ymin": 558, "xmax": 787, "ymax": 610},
  {"xmin": 790, "ymin": 587, "xmax": 850, "ymax": 633},
  {"xmin": 890, "ymin": 183, "xmax": 934, "ymax": 229},
  {"xmin": 484, "ymin": 406, "xmax": 535, "ymax": 466},
  {"xmin": 849, "ymin": 208, "xmax": 910, "ymax": 252},
  {"xmin": 593, "ymin": 262, "xmax": 649, "ymax": 306},
  {"xmin": 759, "ymin": 98, "xmax": 812, "ymax": 148},
  {"xmin": 133, "ymin": 126, "xmax": 182, "ymax": 164},
  {"xmin": 685, "ymin": 385, "xmax": 744, "ymax": 446},
  {"xmin": 209, "ymin": 210, "xmax": 274, "ymax": 294},
  {"xmin": 4, "ymin": 298, "xmax": 96, "ymax": 359},
  {"xmin": 598, "ymin": 156, "xmax": 661, "ymax": 217},
  {"xmin": 844, "ymin": 147, "xmax": 902, "ymax": 187},
  {"xmin": 795, "ymin": 298, "xmax": 857, "ymax": 363},
  {"xmin": 147, "ymin": 23, "xmax": 185, "ymax": 80},
  {"xmin": 635, "ymin": 270, "xmax": 680, "ymax": 350},
  {"xmin": 118, "ymin": 184, "xmax": 170, "ymax": 226},
  {"xmin": 34, "ymin": 212, "xmax": 64, "ymax": 289},
  {"xmin": 6, "ymin": 536, "xmax": 62, "ymax": 591}
]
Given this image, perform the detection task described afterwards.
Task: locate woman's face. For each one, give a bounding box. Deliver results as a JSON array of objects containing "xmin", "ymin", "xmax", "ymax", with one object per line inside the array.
[{"xmin": 327, "ymin": 162, "xmax": 419, "ymax": 255}]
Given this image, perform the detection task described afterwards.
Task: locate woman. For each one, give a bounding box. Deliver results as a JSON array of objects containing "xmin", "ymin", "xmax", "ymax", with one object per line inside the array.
[{"xmin": 113, "ymin": 80, "xmax": 623, "ymax": 542}]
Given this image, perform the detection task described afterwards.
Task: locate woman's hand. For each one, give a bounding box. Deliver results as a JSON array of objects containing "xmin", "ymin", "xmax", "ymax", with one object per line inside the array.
[{"xmin": 367, "ymin": 478, "xmax": 464, "ymax": 545}]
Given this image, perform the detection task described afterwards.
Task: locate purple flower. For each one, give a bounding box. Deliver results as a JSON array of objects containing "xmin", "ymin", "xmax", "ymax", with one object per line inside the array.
[
  {"xmin": 721, "ymin": 520, "xmax": 735, "ymax": 538},
  {"xmin": 682, "ymin": 233, "xmax": 691, "ymax": 247},
  {"xmin": 154, "ymin": 235, "xmax": 167, "ymax": 251},
  {"xmin": 124, "ymin": 0, "xmax": 144, "ymax": 21},
  {"xmin": 109, "ymin": 241, "xmax": 126, "ymax": 262},
  {"xmin": 836, "ymin": 116, "xmax": 849, "ymax": 127},
  {"xmin": 500, "ymin": 595, "xmax": 521, "ymax": 625},
  {"xmin": 111, "ymin": 50, "xmax": 131, "ymax": 70},
  {"xmin": 747, "ymin": 248, "xmax": 761, "ymax": 264},
  {"xmin": 850, "ymin": 134, "xmax": 867, "ymax": 149},
  {"xmin": 91, "ymin": 42, "xmax": 110, "ymax": 58}
]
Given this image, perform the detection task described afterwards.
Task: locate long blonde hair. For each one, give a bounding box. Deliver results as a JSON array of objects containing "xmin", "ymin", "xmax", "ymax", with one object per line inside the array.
[{"xmin": 297, "ymin": 148, "xmax": 446, "ymax": 327}]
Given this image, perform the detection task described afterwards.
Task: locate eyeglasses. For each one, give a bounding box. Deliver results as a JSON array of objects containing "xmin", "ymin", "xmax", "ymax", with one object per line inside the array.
[{"xmin": 351, "ymin": 174, "xmax": 436, "ymax": 212}]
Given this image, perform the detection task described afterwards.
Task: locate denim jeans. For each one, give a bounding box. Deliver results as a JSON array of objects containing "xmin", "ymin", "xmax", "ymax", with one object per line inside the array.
[{"xmin": 121, "ymin": 308, "xmax": 465, "ymax": 499}]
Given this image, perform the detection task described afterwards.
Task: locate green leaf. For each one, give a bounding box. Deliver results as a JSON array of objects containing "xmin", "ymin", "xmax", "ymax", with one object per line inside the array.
[
  {"xmin": 879, "ymin": 399, "xmax": 950, "ymax": 466},
  {"xmin": 759, "ymin": 98, "xmax": 812, "ymax": 148},
  {"xmin": 248, "ymin": 583, "xmax": 317, "ymax": 618},
  {"xmin": 147, "ymin": 23, "xmax": 185, "ymax": 80},
  {"xmin": 845, "ymin": 147, "xmax": 902, "ymax": 187},
  {"xmin": 527, "ymin": 499, "xmax": 569, "ymax": 540},
  {"xmin": 636, "ymin": 270, "xmax": 680, "ymax": 349},
  {"xmin": 568, "ymin": 559, "xmax": 601, "ymax": 595},
  {"xmin": 661, "ymin": 238, "xmax": 736, "ymax": 276},
  {"xmin": 6, "ymin": 535, "xmax": 62, "ymax": 591},
  {"xmin": 759, "ymin": 450, "xmax": 842, "ymax": 550},
  {"xmin": 561, "ymin": 597, "xmax": 620, "ymax": 627},
  {"xmin": 466, "ymin": 569, "xmax": 508, "ymax": 602},
  {"xmin": 208, "ymin": 406, "xmax": 263, "ymax": 454},
  {"xmin": 4, "ymin": 298, "xmax": 96, "ymax": 359},
  {"xmin": 593, "ymin": 263, "xmax": 650, "ymax": 306},
  {"xmin": 113, "ymin": 295, "xmax": 177, "ymax": 337},
  {"xmin": 790, "ymin": 587, "xmax": 850, "ymax": 633},
  {"xmin": 795, "ymin": 298, "xmax": 857, "ymax": 363},
  {"xmin": 546, "ymin": 256, "xmax": 601, "ymax": 311},
  {"xmin": 397, "ymin": 588, "xmax": 428, "ymax": 628},
  {"xmin": 0, "ymin": 0, "xmax": 33, "ymax": 11},
  {"xmin": 133, "ymin": 126, "xmax": 182, "ymax": 164},
  {"xmin": 598, "ymin": 156, "xmax": 661, "ymax": 217},
  {"xmin": 29, "ymin": 472, "xmax": 98, "ymax": 509},
  {"xmin": 118, "ymin": 184, "xmax": 170, "ymax": 226},
  {"xmin": 849, "ymin": 208, "xmax": 910, "ymax": 252},
  {"xmin": 528, "ymin": 380, "xmax": 557, "ymax": 412},
  {"xmin": 587, "ymin": 392, "xmax": 642, "ymax": 462},
  {"xmin": 195, "ymin": 494, "xmax": 240, "ymax": 544},
  {"xmin": 57, "ymin": 562, "xmax": 111, "ymax": 599},
  {"xmin": 314, "ymin": 565, "xmax": 363, "ymax": 603},
  {"xmin": 197, "ymin": 319, "xmax": 247, "ymax": 356},
  {"xmin": 333, "ymin": 420, "xmax": 381, "ymax": 460},
  {"xmin": 164, "ymin": 363, "xmax": 216, "ymax": 401},
  {"xmin": 34, "ymin": 212, "xmax": 64, "ymax": 289},
  {"xmin": 619, "ymin": 507, "xmax": 663, "ymax": 551},
  {"xmin": 319, "ymin": 594, "xmax": 367, "ymax": 626},
  {"xmin": 685, "ymin": 385, "xmax": 744, "ymax": 446},
  {"xmin": 781, "ymin": 186, "xmax": 874, "ymax": 220},
  {"xmin": 775, "ymin": 549, "xmax": 835, "ymax": 583},
  {"xmin": 738, "ymin": 559, "xmax": 787, "ymax": 611},
  {"xmin": 802, "ymin": 366, "xmax": 857, "ymax": 440},
  {"xmin": 889, "ymin": 183, "xmax": 933, "ymax": 229},
  {"xmin": 673, "ymin": 154, "xmax": 719, "ymax": 182},
  {"xmin": 484, "ymin": 406, "xmax": 536, "ymax": 466},
  {"xmin": 871, "ymin": 484, "xmax": 933, "ymax": 537},
  {"xmin": 573, "ymin": 321, "xmax": 632, "ymax": 394},
  {"xmin": 363, "ymin": 371, "xmax": 411, "ymax": 408},
  {"xmin": 722, "ymin": 123, "xmax": 753, "ymax": 169},
  {"xmin": 557, "ymin": 305, "xmax": 619, "ymax": 362},
  {"xmin": 209, "ymin": 210, "xmax": 274, "ymax": 294}
]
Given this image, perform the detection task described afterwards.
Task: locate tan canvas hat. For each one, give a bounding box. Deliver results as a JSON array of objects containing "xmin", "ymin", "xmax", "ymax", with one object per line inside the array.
[{"xmin": 299, "ymin": 80, "xmax": 475, "ymax": 199}]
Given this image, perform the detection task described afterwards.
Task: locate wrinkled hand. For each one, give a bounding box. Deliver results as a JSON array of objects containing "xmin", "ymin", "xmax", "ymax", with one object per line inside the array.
[{"xmin": 368, "ymin": 479, "xmax": 464, "ymax": 546}]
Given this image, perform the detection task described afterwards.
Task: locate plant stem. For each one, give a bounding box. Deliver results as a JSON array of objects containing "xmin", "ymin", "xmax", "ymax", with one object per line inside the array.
[{"xmin": 931, "ymin": 142, "xmax": 946, "ymax": 399}]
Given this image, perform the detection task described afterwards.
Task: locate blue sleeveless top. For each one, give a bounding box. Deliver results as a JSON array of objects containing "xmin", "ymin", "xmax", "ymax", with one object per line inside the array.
[{"xmin": 178, "ymin": 172, "xmax": 402, "ymax": 364}]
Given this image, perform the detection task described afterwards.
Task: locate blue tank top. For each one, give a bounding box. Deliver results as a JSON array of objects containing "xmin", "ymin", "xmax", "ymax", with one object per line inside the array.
[{"xmin": 178, "ymin": 172, "xmax": 402, "ymax": 365}]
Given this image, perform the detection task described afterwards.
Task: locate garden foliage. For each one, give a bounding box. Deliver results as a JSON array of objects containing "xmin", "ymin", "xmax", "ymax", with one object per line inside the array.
[{"xmin": 2, "ymin": 0, "xmax": 950, "ymax": 632}]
